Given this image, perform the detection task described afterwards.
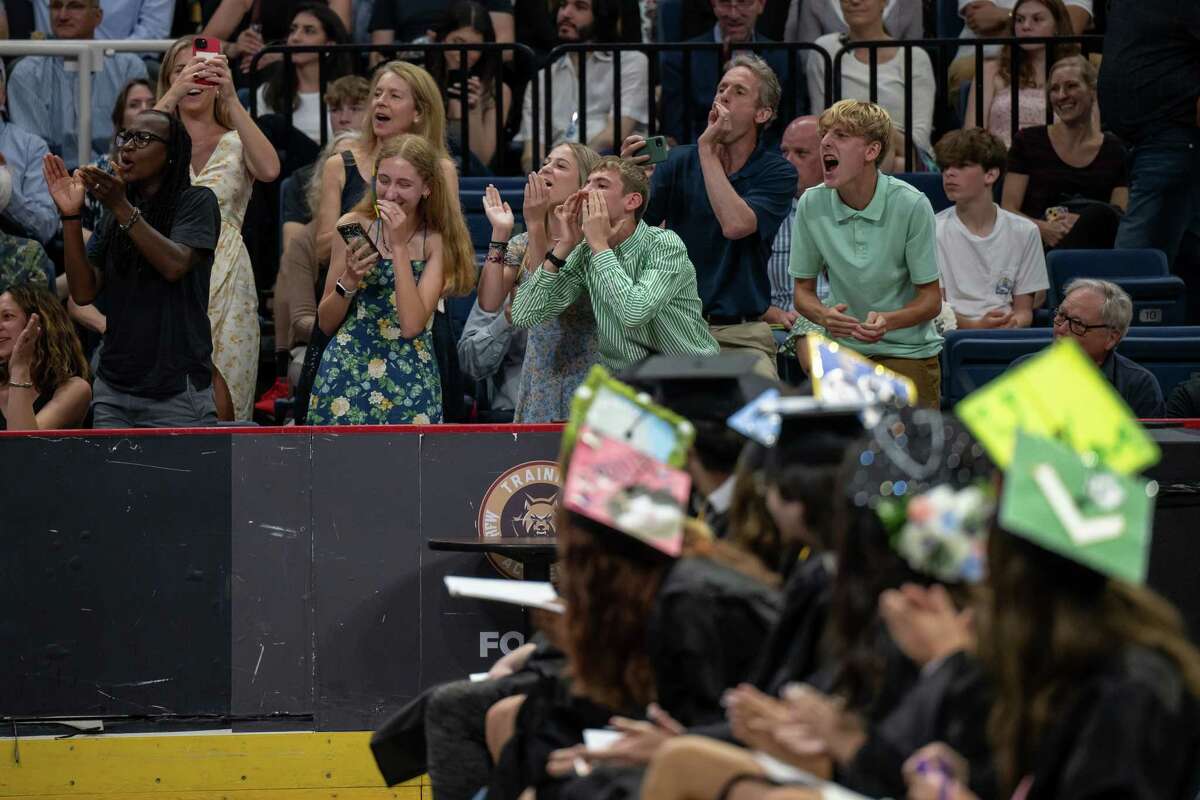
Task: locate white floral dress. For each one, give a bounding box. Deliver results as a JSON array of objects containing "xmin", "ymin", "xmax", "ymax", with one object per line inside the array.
[{"xmin": 191, "ymin": 131, "xmax": 260, "ymax": 420}]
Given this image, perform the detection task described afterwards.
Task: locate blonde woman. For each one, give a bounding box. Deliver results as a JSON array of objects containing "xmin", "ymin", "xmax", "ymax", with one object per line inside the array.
[
  {"xmin": 156, "ymin": 36, "xmax": 281, "ymax": 420},
  {"xmin": 313, "ymin": 61, "xmax": 459, "ymax": 266},
  {"xmin": 308, "ymin": 134, "xmax": 475, "ymax": 425}
]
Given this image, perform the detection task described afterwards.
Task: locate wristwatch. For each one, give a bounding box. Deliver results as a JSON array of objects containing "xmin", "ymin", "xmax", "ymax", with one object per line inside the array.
[
  {"xmin": 545, "ymin": 250, "xmax": 566, "ymax": 269},
  {"xmin": 335, "ymin": 278, "xmax": 357, "ymax": 298}
]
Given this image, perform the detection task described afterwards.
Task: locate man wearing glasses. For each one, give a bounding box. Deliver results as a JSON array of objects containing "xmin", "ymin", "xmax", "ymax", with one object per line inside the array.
[
  {"xmin": 30, "ymin": 0, "xmax": 173, "ymax": 40},
  {"xmin": 8, "ymin": 0, "xmax": 148, "ymax": 169},
  {"xmin": 1013, "ymin": 278, "xmax": 1165, "ymax": 417}
]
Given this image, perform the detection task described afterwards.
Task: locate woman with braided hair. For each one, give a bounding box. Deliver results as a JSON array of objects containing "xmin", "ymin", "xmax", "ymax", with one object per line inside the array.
[{"xmin": 43, "ymin": 109, "xmax": 223, "ymax": 428}]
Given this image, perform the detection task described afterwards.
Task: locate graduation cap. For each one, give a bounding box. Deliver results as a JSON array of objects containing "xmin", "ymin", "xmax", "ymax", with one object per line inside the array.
[
  {"xmin": 847, "ymin": 407, "xmax": 997, "ymax": 583},
  {"xmin": 621, "ymin": 353, "xmax": 780, "ymax": 426},
  {"xmin": 998, "ymin": 430, "xmax": 1155, "ymax": 585}
]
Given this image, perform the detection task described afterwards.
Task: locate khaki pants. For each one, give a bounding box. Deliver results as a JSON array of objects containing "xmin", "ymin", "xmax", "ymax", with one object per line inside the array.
[
  {"xmin": 871, "ymin": 354, "xmax": 942, "ymax": 409},
  {"xmin": 709, "ymin": 321, "xmax": 779, "ymax": 379}
]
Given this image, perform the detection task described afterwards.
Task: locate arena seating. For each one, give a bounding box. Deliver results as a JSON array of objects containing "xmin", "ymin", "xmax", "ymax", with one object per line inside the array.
[
  {"xmin": 896, "ymin": 172, "xmax": 951, "ymax": 212},
  {"xmin": 941, "ymin": 326, "xmax": 1200, "ymax": 407},
  {"xmin": 1046, "ymin": 249, "xmax": 1187, "ymax": 325},
  {"xmin": 458, "ymin": 181, "xmax": 526, "ymax": 255}
]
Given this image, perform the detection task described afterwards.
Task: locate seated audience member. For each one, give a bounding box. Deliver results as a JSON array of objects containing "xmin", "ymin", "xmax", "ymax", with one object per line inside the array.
[
  {"xmin": 369, "ymin": 0, "xmax": 514, "ymax": 66},
  {"xmin": 1011, "ymin": 278, "xmax": 1164, "ymax": 417},
  {"xmin": 426, "ymin": 2, "xmax": 512, "ymax": 172},
  {"xmin": 0, "ymin": 168, "xmax": 56, "ymax": 293},
  {"xmin": 947, "ymin": 0, "xmax": 1090, "ymax": 91},
  {"xmin": 1002, "ymin": 55, "xmax": 1128, "ymax": 251},
  {"xmin": 905, "ymin": 529, "xmax": 1200, "ymax": 798},
  {"xmin": 678, "ymin": 0, "xmax": 790, "ymax": 41},
  {"xmin": 935, "ymin": 129, "xmax": 1047, "ymax": 329},
  {"xmin": 45, "ymin": 111, "xmax": 222, "ymax": 428},
  {"xmin": 0, "ymin": 283, "xmax": 91, "ymax": 431},
  {"xmin": 786, "ymin": 0, "xmax": 922, "ymax": 43},
  {"xmin": 626, "ymin": 55, "xmax": 796, "ymax": 378},
  {"xmin": 254, "ymin": 4, "xmax": 354, "ymax": 146},
  {"xmin": 0, "ymin": 69, "xmax": 58, "ymax": 246},
  {"xmin": 8, "ymin": 0, "xmax": 148, "ymax": 169},
  {"xmin": 790, "ymin": 100, "xmax": 942, "ymax": 407},
  {"xmin": 766, "ymin": 115, "xmax": 823, "ymax": 329},
  {"xmin": 325, "ymin": 75, "xmax": 371, "ymax": 137},
  {"xmin": 307, "ymin": 134, "xmax": 475, "ymax": 426},
  {"xmin": 158, "ymin": 36, "xmax": 282, "ymax": 422},
  {"xmin": 479, "ymin": 144, "xmax": 602, "ymax": 423},
  {"xmin": 510, "ymin": 156, "xmax": 720, "ymax": 371},
  {"xmin": 1166, "ymin": 376, "xmax": 1200, "ymax": 419},
  {"xmin": 199, "ymin": 0, "xmax": 350, "ymax": 74},
  {"xmin": 514, "ymin": 0, "xmax": 642, "ymax": 59},
  {"xmin": 516, "ymin": 0, "xmax": 649, "ymax": 171},
  {"xmin": 660, "ymin": 0, "xmax": 802, "ymax": 146},
  {"xmin": 806, "ymin": 0, "xmax": 936, "ymax": 171},
  {"xmin": 456, "ymin": 297, "xmax": 528, "ymax": 422},
  {"xmin": 963, "ymin": 0, "xmax": 1078, "ymax": 147},
  {"xmin": 31, "ymin": 0, "xmax": 174, "ymax": 39}
]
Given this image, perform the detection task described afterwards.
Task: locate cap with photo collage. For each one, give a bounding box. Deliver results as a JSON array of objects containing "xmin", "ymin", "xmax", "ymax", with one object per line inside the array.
[
  {"xmin": 847, "ymin": 407, "xmax": 997, "ymax": 584},
  {"xmin": 956, "ymin": 339, "xmax": 1161, "ymax": 585},
  {"xmin": 620, "ymin": 352, "xmax": 780, "ymax": 429},
  {"xmin": 559, "ymin": 366, "xmax": 697, "ymax": 559}
]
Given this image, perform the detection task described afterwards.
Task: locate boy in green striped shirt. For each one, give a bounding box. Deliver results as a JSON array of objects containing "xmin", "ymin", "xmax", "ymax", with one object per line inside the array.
[{"xmin": 511, "ymin": 156, "xmax": 719, "ymax": 371}]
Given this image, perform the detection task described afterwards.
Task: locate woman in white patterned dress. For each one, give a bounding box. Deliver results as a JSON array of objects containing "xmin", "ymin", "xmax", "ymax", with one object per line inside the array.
[{"xmin": 156, "ymin": 36, "xmax": 281, "ymax": 420}]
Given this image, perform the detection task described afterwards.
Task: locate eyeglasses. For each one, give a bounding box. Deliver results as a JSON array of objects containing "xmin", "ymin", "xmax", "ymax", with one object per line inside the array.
[
  {"xmin": 49, "ymin": 1, "xmax": 94, "ymax": 12},
  {"xmin": 1052, "ymin": 307, "xmax": 1110, "ymax": 336},
  {"xmin": 114, "ymin": 129, "xmax": 168, "ymax": 150},
  {"xmin": 713, "ymin": 0, "xmax": 758, "ymax": 8}
]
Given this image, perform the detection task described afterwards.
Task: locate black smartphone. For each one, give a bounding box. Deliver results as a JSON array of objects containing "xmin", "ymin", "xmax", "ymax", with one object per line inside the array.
[
  {"xmin": 446, "ymin": 68, "xmax": 469, "ymax": 97},
  {"xmin": 337, "ymin": 222, "xmax": 380, "ymax": 258},
  {"xmin": 641, "ymin": 135, "xmax": 669, "ymax": 165}
]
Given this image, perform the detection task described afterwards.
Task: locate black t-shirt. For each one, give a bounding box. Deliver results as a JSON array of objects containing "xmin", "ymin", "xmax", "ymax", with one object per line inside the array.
[
  {"xmin": 282, "ymin": 162, "xmax": 316, "ymax": 226},
  {"xmin": 88, "ymin": 186, "xmax": 221, "ymax": 399},
  {"xmin": 1007, "ymin": 126, "xmax": 1129, "ymax": 220},
  {"xmin": 370, "ymin": 0, "xmax": 513, "ymax": 43}
]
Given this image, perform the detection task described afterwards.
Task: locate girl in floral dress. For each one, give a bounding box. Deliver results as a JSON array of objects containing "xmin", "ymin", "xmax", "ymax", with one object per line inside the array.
[{"xmin": 308, "ymin": 134, "xmax": 475, "ymax": 425}]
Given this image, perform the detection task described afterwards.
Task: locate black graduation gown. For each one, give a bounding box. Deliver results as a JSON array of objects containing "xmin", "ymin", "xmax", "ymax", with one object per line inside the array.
[
  {"xmin": 488, "ymin": 556, "xmax": 781, "ymax": 800},
  {"xmin": 1022, "ymin": 645, "xmax": 1200, "ymax": 800}
]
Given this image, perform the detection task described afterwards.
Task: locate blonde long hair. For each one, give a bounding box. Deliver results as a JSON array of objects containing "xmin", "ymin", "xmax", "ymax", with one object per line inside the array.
[
  {"xmin": 353, "ymin": 134, "xmax": 475, "ymax": 297},
  {"xmin": 361, "ymin": 62, "xmax": 447, "ymax": 155},
  {"xmin": 158, "ymin": 36, "xmax": 236, "ymax": 130}
]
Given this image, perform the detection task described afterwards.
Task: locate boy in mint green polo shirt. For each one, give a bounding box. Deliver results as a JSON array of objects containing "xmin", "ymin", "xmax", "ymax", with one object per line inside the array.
[{"xmin": 788, "ymin": 100, "xmax": 943, "ymax": 407}]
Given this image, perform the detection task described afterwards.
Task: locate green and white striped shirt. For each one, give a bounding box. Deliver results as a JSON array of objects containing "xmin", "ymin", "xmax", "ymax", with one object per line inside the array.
[{"xmin": 511, "ymin": 221, "xmax": 720, "ymax": 371}]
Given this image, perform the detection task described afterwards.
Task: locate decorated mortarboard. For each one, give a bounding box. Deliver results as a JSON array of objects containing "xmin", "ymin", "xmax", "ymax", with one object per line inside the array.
[
  {"xmin": 998, "ymin": 432, "xmax": 1155, "ymax": 584},
  {"xmin": 727, "ymin": 391, "xmax": 866, "ymax": 449},
  {"xmin": 954, "ymin": 338, "xmax": 1159, "ymax": 476},
  {"xmin": 620, "ymin": 353, "xmax": 779, "ymax": 426},
  {"xmin": 847, "ymin": 407, "xmax": 996, "ymax": 583},
  {"xmin": 806, "ymin": 334, "xmax": 918, "ymax": 409},
  {"xmin": 559, "ymin": 366, "xmax": 695, "ymax": 558}
]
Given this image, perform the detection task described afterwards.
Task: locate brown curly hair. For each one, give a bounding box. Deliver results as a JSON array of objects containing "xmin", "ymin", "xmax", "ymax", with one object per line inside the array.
[{"xmin": 0, "ymin": 283, "xmax": 89, "ymax": 392}]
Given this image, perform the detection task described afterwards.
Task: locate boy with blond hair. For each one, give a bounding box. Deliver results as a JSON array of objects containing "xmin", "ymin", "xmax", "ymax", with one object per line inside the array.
[
  {"xmin": 511, "ymin": 157, "xmax": 719, "ymax": 371},
  {"xmin": 789, "ymin": 100, "xmax": 943, "ymax": 407},
  {"xmin": 934, "ymin": 128, "xmax": 1047, "ymax": 329}
]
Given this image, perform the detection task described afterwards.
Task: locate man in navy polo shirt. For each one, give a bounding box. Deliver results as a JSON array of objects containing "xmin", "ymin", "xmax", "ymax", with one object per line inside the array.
[{"xmin": 623, "ymin": 54, "xmax": 796, "ymax": 378}]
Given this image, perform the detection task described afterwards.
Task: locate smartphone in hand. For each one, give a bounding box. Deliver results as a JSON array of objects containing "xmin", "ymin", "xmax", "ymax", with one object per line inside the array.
[
  {"xmin": 337, "ymin": 222, "xmax": 381, "ymax": 258},
  {"xmin": 192, "ymin": 37, "xmax": 221, "ymax": 86},
  {"xmin": 641, "ymin": 135, "xmax": 669, "ymax": 165}
]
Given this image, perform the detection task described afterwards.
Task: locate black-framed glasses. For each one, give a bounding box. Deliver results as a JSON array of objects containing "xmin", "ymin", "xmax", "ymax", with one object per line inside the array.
[
  {"xmin": 114, "ymin": 129, "xmax": 168, "ymax": 150},
  {"xmin": 1052, "ymin": 307, "xmax": 1111, "ymax": 336}
]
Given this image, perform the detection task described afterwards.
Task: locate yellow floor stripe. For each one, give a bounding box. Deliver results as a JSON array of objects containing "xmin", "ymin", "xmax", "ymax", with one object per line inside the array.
[{"xmin": 0, "ymin": 732, "xmax": 427, "ymax": 798}]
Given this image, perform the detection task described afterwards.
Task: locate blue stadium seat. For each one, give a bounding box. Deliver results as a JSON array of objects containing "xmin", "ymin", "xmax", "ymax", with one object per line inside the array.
[
  {"xmin": 1046, "ymin": 249, "xmax": 1187, "ymax": 325},
  {"xmin": 940, "ymin": 326, "xmax": 1200, "ymax": 408},
  {"xmin": 459, "ymin": 176, "xmax": 526, "ymax": 193},
  {"xmin": 896, "ymin": 172, "xmax": 951, "ymax": 212},
  {"xmin": 459, "ymin": 185, "xmax": 526, "ymax": 253}
]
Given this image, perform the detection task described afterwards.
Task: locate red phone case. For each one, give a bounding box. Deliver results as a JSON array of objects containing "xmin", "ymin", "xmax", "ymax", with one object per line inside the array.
[{"xmin": 192, "ymin": 38, "xmax": 221, "ymax": 86}]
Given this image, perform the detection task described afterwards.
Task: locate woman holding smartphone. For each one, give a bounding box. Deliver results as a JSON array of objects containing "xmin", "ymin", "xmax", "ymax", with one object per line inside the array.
[
  {"xmin": 156, "ymin": 36, "xmax": 281, "ymax": 421},
  {"xmin": 307, "ymin": 134, "xmax": 474, "ymax": 425}
]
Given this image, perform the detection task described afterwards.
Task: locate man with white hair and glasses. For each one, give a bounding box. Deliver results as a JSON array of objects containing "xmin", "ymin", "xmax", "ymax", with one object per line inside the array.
[{"xmin": 1011, "ymin": 277, "xmax": 1165, "ymax": 417}]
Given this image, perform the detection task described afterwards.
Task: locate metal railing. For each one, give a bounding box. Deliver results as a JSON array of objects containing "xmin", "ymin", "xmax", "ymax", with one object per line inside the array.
[
  {"xmin": 831, "ymin": 35, "xmax": 1103, "ymax": 171},
  {"xmin": 248, "ymin": 42, "xmax": 538, "ymax": 174},
  {"xmin": 536, "ymin": 40, "xmax": 832, "ymax": 164},
  {"xmin": 0, "ymin": 38, "xmax": 173, "ymax": 167}
]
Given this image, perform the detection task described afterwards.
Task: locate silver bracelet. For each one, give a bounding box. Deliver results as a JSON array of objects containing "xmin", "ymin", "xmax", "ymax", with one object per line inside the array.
[
  {"xmin": 7, "ymin": 380, "xmax": 33, "ymax": 389},
  {"xmin": 119, "ymin": 206, "xmax": 141, "ymax": 233}
]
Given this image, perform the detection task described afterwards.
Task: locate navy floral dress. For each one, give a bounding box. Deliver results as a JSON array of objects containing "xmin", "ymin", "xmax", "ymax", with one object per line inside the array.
[{"xmin": 308, "ymin": 257, "xmax": 442, "ymax": 425}]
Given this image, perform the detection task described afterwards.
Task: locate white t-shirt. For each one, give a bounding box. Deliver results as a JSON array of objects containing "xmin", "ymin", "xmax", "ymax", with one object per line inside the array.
[
  {"xmin": 935, "ymin": 204, "xmax": 1048, "ymax": 320},
  {"xmin": 955, "ymin": 0, "xmax": 1093, "ymax": 60},
  {"xmin": 517, "ymin": 50, "xmax": 649, "ymax": 147},
  {"xmin": 255, "ymin": 85, "xmax": 329, "ymax": 144}
]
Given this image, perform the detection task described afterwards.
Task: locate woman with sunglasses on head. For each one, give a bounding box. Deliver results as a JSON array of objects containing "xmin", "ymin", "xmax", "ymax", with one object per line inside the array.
[
  {"xmin": 43, "ymin": 110, "xmax": 222, "ymax": 428},
  {"xmin": 156, "ymin": 36, "xmax": 282, "ymax": 422},
  {"xmin": 0, "ymin": 282, "xmax": 91, "ymax": 430}
]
